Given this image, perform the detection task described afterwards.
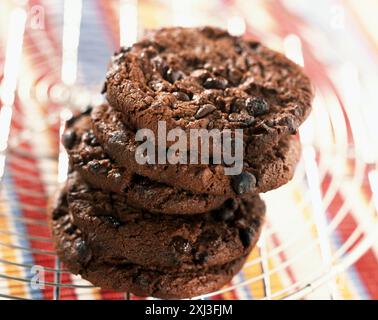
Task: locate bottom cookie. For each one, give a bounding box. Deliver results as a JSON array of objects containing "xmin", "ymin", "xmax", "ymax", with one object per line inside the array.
[
  {"xmin": 63, "ymin": 252, "xmax": 247, "ymax": 299},
  {"xmin": 51, "ymin": 185, "xmax": 261, "ymax": 299}
]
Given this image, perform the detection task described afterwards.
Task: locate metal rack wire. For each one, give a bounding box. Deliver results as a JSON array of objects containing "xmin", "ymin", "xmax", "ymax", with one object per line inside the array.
[{"xmin": 0, "ymin": 0, "xmax": 378, "ymax": 300}]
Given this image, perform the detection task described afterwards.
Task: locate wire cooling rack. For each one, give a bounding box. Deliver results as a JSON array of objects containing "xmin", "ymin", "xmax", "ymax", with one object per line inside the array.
[{"xmin": 1, "ymin": 0, "xmax": 378, "ymax": 300}]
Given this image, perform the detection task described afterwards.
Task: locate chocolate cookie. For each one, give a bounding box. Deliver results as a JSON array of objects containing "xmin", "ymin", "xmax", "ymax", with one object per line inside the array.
[
  {"xmin": 104, "ymin": 26, "xmax": 313, "ymax": 157},
  {"xmin": 51, "ymin": 187, "xmax": 261, "ymax": 299},
  {"xmin": 63, "ymin": 109, "xmax": 228, "ymax": 214},
  {"xmin": 91, "ymin": 103, "xmax": 301, "ymax": 196},
  {"xmin": 65, "ymin": 171, "xmax": 265, "ymax": 269},
  {"xmin": 64, "ymin": 254, "xmax": 247, "ymax": 299}
]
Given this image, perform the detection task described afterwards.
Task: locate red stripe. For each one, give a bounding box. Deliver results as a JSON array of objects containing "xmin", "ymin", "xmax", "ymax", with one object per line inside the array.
[
  {"xmin": 10, "ymin": 5, "xmax": 66, "ymax": 298},
  {"xmin": 268, "ymin": 0, "xmax": 378, "ymax": 299},
  {"xmin": 19, "ymin": 1, "xmax": 124, "ymax": 300},
  {"xmin": 270, "ymin": 231, "xmax": 297, "ymax": 285},
  {"xmin": 7, "ymin": 95, "xmax": 78, "ymax": 299}
]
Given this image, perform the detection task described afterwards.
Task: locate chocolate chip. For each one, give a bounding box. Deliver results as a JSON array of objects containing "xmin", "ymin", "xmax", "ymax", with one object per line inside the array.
[
  {"xmin": 171, "ymin": 236, "xmax": 192, "ymax": 254},
  {"xmin": 203, "ymin": 77, "xmax": 228, "ymax": 89},
  {"xmin": 194, "ymin": 104, "xmax": 216, "ymax": 119},
  {"xmin": 173, "ymin": 91, "xmax": 190, "ymax": 101},
  {"xmin": 152, "ymin": 56, "xmax": 169, "ymax": 75},
  {"xmin": 82, "ymin": 105, "xmax": 93, "ymax": 115},
  {"xmin": 52, "ymin": 207, "xmax": 65, "ymax": 220},
  {"xmin": 225, "ymin": 198, "xmax": 239, "ymax": 211},
  {"xmin": 88, "ymin": 161, "xmax": 107, "ymax": 175},
  {"xmin": 100, "ymin": 215, "xmax": 121, "ymax": 228},
  {"xmin": 63, "ymin": 223, "xmax": 76, "ymax": 235},
  {"xmin": 119, "ymin": 46, "xmax": 131, "ymax": 54},
  {"xmin": 248, "ymin": 41, "xmax": 260, "ymax": 50},
  {"xmin": 74, "ymin": 239, "xmax": 92, "ymax": 265},
  {"xmin": 200, "ymin": 26, "xmax": 228, "ymax": 38},
  {"xmin": 194, "ymin": 252, "xmax": 208, "ymax": 263},
  {"xmin": 111, "ymin": 51, "xmax": 126, "ymax": 64},
  {"xmin": 62, "ymin": 130, "xmax": 76, "ymax": 149},
  {"xmin": 82, "ymin": 131, "xmax": 98, "ymax": 146},
  {"xmin": 228, "ymin": 111, "xmax": 255, "ymax": 126},
  {"xmin": 239, "ymin": 228, "xmax": 252, "ymax": 248},
  {"xmin": 246, "ymin": 97, "xmax": 269, "ymax": 116},
  {"xmin": 214, "ymin": 96, "xmax": 226, "ymax": 110},
  {"xmin": 217, "ymin": 208, "xmax": 234, "ymax": 221},
  {"xmin": 166, "ymin": 68, "xmax": 184, "ymax": 83},
  {"xmin": 232, "ymin": 172, "xmax": 256, "ymax": 195},
  {"xmin": 65, "ymin": 115, "xmax": 78, "ymax": 127},
  {"xmin": 101, "ymin": 81, "xmax": 107, "ymax": 94}
]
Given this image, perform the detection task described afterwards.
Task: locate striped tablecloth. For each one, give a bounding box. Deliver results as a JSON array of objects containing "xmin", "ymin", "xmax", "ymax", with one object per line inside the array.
[{"xmin": 0, "ymin": 0, "xmax": 377, "ymax": 300}]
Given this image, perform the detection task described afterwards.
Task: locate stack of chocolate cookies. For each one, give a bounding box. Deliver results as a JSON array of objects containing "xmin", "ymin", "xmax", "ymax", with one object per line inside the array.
[{"xmin": 50, "ymin": 27, "xmax": 312, "ymax": 299}]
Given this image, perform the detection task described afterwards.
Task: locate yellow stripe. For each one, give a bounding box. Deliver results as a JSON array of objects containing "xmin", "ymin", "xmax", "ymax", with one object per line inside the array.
[
  {"xmin": 0, "ymin": 195, "xmax": 28, "ymax": 298},
  {"xmin": 292, "ymin": 188, "xmax": 318, "ymax": 238},
  {"xmin": 335, "ymin": 273, "xmax": 356, "ymax": 300},
  {"xmin": 244, "ymin": 247, "xmax": 265, "ymax": 299},
  {"xmin": 221, "ymin": 290, "xmax": 236, "ymax": 300}
]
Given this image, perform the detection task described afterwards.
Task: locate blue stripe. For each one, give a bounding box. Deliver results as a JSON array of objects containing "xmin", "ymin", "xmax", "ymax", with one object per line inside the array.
[
  {"xmin": 237, "ymin": 271, "xmax": 254, "ymax": 299},
  {"xmin": 77, "ymin": 0, "xmax": 115, "ymax": 86},
  {"xmin": 329, "ymin": 226, "xmax": 370, "ymax": 299}
]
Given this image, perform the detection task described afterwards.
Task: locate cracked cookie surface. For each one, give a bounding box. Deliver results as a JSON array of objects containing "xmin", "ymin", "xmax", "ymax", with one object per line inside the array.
[
  {"xmin": 91, "ymin": 104, "xmax": 301, "ymax": 196},
  {"xmin": 63, "ymin": 109, "xmax": 228, "ymax": 214},
  {"xmin": 104, "ymin": 26, "xmax": 313, "ymax": 156}
]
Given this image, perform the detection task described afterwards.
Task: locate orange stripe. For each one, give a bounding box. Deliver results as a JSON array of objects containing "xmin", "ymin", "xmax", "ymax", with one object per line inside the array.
[{"xmin": 0, "ymin": 195, "xmax": 28, "ymax": 298}]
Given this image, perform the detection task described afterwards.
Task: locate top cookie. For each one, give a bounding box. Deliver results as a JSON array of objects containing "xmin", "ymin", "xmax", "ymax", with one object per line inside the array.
[{"xmin": 104, "ymin": 26, "xmax": 313, "ymax": 153}]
